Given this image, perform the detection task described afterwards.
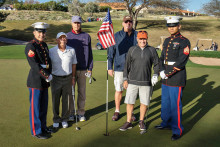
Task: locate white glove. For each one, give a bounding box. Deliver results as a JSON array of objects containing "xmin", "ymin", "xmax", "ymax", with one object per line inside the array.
[
  {"xmin": 151, "ymin": 74, "xmax": 158, "ymax": 86},
  {"xmin": 160, "ymin": 71, "xmax": 168, "ymax": 80},
  {"xmin": 46, "ymin": 74, "xmax": 53, "ymax": 82}
]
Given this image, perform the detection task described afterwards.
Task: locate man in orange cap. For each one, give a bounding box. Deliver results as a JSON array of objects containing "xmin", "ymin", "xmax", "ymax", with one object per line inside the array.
[{"xmin": 119, "ymin": 31, "xmax": 159, "ymax": 131}]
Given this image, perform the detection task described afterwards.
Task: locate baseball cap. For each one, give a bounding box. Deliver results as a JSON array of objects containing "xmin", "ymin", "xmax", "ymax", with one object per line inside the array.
[
  {"xmin": 72, "ymin": 16, "xmax": 82, "ymax": 23},
  {"xmin": 123, "ymin": 16, "xmax": 133, "ymax": 22},
  {"xmin": 56, "ymin": 32, "xmax": 67, "ymax": 39},
  {"xmin": 137, "ymin": 31, "xmax": 148, "ymax": 39}
]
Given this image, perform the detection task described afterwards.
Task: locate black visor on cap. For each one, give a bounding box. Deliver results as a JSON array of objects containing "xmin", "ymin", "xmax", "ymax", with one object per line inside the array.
[
  {"xmin": 167, "ymin": 23, "xmax": 179, "ymax": 27},
  {"xmin": 35, "ymin": 28, "xmax": 46, "ymax": 33}
]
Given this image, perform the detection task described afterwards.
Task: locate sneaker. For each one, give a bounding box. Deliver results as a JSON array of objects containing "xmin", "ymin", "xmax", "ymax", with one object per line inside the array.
[
  {"xmin": 62, "ymin": 121, "xmax": 68, "ymax": 128},
  {"xmin": 131, "ymin": 113, "xmax": 136, "ymax": 122},
  {"xmin": 53, "ymin": 123, "xmax": 59, "ymax": 128},
  {"xmin": 69, "ymin": 115, "xmax": 75, "ymax": 121},
  {"xmin": 78, "ymin": 115, "xmax": 86, "ymax": 122},
  {"xmin": 112, "ymin": 112, "xmax": 120, "ymax": 121},
  {"xmin": 119, "ymin": 122, "xmax": 132, "ymax": 131},
  {"xmin": 139, "ymin": 120, "xmax": 146, "ymax": 131}
]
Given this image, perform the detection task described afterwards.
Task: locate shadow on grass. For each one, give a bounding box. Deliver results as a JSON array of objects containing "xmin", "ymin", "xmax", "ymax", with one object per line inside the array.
[
  {"xmin": 0, "ymin": 23, "xmax": 97, "ymax": 44},
  {"xmin": 182, "ymin": 74, "xmax": 220, "ymax": 134},
  {"xmin": 137, "ymin": 20, "xmax": 208, "ymax": 32}
]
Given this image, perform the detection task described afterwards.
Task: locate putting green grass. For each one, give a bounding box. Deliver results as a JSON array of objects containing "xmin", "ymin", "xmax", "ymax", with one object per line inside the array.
[{"xmin": 0, "ymin": 59, "xmax": 220, "ymax": 146}]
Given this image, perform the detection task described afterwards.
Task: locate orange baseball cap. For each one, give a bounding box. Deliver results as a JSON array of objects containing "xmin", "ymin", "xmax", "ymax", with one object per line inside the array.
[{"xmin": 137, "ymin": 31, "xmax": 148, "ymax": 39}]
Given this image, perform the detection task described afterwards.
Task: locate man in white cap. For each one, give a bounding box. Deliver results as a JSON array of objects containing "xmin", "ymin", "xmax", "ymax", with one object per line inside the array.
[
  {"xmin": 25, "ymin": 22, "xmax": 54, "ymax": 139},
  {"xmin": 155, "ymin": 16, "xmax": 191, "ymax": 141},
  {"xmin": 66, "ymin": 16, "xmax": 93, "ymax": 122},
  {"xmin": 49, "ymin": 32, "xmax": 77, "ymax": 129}
]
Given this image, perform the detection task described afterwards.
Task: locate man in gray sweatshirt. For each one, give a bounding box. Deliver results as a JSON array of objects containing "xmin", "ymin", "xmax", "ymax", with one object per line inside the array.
[{"xmin": 119, "ymin": 31, "xmax": 159, "ymax": 131}]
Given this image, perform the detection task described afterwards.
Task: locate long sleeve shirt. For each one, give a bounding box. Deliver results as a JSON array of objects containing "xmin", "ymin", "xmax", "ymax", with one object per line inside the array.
[
  {"xmin": 123, "ymin": 45, "xmax": 159, "ymax": 86},
  {"xmin": 108, "ymin": 28, "xmax": 137, "ymax": 71},
  {"xmin": 66, "ymin": 31, "xmax": 93, "ymax": 71}
]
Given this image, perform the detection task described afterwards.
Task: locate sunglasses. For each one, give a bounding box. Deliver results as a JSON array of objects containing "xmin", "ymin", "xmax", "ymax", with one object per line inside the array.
[{"xmin": 125, "ymin": 20, "xmax": 133, "ymax": 23}]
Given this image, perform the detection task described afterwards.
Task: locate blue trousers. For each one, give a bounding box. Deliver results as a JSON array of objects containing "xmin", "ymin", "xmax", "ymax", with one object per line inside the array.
[
  {"xmin": 160, "ymin": 84, "xmax": 184, "ymax": 135},
  {"xmin": 29, "ymin": 88, "xmax": 48, "ymax": 136}
]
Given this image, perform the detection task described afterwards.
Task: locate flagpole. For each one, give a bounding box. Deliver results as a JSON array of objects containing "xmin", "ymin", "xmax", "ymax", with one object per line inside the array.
[{"xmin": 105, "ymin": 48, "xmax": 109, "ymax": 136}]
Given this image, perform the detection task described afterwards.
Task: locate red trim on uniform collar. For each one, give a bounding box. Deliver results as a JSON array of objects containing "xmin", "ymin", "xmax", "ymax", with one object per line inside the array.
[
  {"xmin": 72, "ymin": 28, "xmax": 81, "ymax": 34},
  {"xmin": 171, "ymin": 32, "xmax": 180, "ymax": 37},
  {"xmin": 33, "ymin": 37, "xmax": 43, "ymax": 44}
]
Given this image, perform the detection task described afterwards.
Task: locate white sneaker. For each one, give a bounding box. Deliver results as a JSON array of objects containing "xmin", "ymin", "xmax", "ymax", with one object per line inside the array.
[
  {"xmin": 69, "ymin": 115, "xmax": 75, "ymax": 121},
  {"xmin": 78, "ymin": 115, "xmax": 86, "ymax": 122},
  {"xmin": 62, "ymin": 121, "xmax": 68, "ymax": 128},
  {"xmin": 53, "ymin": 123, "xmax": 59, "ymax": 128}
]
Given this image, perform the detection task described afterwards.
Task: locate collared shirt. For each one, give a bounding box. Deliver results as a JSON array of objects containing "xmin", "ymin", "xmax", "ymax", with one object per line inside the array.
[{"xmin": 49, "ymin": 45, "xmax": 77, "ymax": 76}]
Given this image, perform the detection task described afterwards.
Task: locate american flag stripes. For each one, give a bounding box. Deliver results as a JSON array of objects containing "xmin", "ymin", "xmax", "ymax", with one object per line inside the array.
[{"xmin": 97, "ymin": 9, "xmax": 115, "ymax": 49}]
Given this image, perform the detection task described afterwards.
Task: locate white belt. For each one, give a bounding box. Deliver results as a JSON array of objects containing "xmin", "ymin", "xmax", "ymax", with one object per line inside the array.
[
  {"xmin": 40, "ymin": 64, "xmax": 49, "ymax": 69},
  {"xmin": 164, "ymin": 61, "xmax": 176, "ymax": 65}
]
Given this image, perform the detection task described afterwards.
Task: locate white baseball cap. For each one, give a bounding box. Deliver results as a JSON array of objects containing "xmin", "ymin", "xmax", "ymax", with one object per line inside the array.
[{"xmin": 56, "ymin": 32, "xmax": 67, "ymax": 39}]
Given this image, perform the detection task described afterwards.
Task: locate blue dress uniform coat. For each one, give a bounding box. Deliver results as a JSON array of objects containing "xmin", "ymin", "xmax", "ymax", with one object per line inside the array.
[
  {"xmin": 25, "ymin": 38, "xmax": 52, "ymax": 89},
  {"xmin": 25, "ymin": 37, "xmax": 52, "ymax": 136},
  {"xmin": 159, "ymin": 32, "xmax": 190, "ymax": 136}
]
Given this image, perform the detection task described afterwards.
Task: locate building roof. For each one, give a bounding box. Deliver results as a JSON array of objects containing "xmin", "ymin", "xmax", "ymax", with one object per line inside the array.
[{"xmin": 99, "ymin": 2, "xmax": 127, "ymax": 10}]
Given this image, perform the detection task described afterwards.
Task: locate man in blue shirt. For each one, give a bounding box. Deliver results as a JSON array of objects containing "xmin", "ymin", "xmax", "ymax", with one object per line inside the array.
[{"xmin": 108, "ymin": 16, "xmax": 137, "ymax": 121}]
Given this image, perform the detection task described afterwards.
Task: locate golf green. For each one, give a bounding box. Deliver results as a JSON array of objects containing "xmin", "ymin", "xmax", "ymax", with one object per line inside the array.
[{"xmin": 0, "ymin": 59, "xmax": 219, "ymax": 146}]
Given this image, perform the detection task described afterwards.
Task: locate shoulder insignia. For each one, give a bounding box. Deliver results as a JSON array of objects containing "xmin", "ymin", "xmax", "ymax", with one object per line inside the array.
[
  {"xmin": 28, "ymin": 50, "xmax": 35, "ymax": 57},
  {"xmin": 184, "ymin": 46, "xmax": 190, "ymax": 55}
]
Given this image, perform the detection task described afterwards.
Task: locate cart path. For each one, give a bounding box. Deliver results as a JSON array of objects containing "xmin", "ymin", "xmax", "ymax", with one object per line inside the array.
[
  {"xmin": 0, "ymin": 37, "xmax": 28, "ymax": 45},
  {"xmin": 189, "ymin": 57, "xmax": 220, "ymax": 66}
]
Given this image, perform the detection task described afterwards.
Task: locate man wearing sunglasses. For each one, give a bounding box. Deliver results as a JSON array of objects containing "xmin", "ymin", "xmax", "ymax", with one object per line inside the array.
[
  {"xmin": 119, "ymin": 31, "xmax": 159, "ymax": 131},
  {"xmin": 155, "ymin": 16, "xmax": 191, "ymax": 141},
  {"xmin": 25, "ymin": 22, "xmax": 54, "ymax": 139},
  {"xmin": 108, "ymin": 16, "xmax": 138, "ymax": 121}
]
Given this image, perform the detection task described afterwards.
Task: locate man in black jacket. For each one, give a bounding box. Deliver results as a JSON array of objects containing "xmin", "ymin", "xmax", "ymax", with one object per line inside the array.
[
  {"xmin": 25, "ymin": 22, "xmax": 53, "ymax": 139},
  {"xmin": 119, "ymin": 31, "xmax": 159, "ymax": 131}
]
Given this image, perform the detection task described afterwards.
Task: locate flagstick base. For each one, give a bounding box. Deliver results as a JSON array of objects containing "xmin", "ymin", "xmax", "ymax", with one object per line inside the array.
[{"xmin": 103, "ymin": 133, "xmax": 110, "ymax": 136}]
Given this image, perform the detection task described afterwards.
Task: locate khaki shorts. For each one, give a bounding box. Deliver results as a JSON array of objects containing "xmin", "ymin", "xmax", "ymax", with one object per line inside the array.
[
  {"xmin": 124, "ymin": 84, "xmax": 151, "ymax": 106},
  {"xmin": 114, "ymin": 71, "xmax": 124, "ymax": 92}
]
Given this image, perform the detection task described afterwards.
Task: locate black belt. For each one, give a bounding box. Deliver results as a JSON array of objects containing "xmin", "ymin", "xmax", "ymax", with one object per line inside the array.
[{"xmin": 53, "ymin": 74, "xmax": 72, "ymax": 78}]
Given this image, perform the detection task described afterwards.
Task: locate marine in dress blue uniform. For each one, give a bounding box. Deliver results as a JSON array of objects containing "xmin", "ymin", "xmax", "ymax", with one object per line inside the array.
[
  {"xmin": 25, "ymin": 22, "xmax": 53, "ymax": 139},
  {"xmin": 155, "ymin": 16, "xmax": 191, "ymax": 141}
]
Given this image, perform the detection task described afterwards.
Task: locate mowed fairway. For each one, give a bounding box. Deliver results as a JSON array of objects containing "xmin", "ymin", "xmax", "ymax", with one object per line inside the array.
[{"xmin": 0, "ymin": 58, "xmax": 220, "ymax": 146}]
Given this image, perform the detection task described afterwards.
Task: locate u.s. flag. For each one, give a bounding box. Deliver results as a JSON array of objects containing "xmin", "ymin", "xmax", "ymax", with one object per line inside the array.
[{"xmin": 97, "ymin": 9, "xmax": 115, "ymax": 49}]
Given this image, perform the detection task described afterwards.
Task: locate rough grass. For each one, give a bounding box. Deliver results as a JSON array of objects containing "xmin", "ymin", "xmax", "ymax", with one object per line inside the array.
[
  {"xmin": 0, "ymin": 16, "xmax": 219, "ymax": 49},
  {"xmin": 0, "ymin": 59, "xmax": 220, "ymax": 146}
]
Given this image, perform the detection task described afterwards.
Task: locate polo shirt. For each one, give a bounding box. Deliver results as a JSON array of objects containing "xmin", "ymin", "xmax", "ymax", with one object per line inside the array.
[{"xmin": 49, "ymin": 45, "xmax": 77, "ymax": 76}]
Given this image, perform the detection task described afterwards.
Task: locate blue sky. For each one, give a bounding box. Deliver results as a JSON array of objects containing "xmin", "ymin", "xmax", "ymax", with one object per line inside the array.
[{"xmin": 37, "ymin": 0, "xmax": 210, "ymax": 13}]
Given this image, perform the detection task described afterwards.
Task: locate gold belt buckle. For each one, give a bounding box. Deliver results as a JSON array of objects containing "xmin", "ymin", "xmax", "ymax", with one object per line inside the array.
[{"xmin": 46, "ymin": 64, "xmax": 49, "ymax": 69}]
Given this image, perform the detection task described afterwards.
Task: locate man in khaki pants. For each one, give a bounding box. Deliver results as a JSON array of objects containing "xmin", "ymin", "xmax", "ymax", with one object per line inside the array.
[{"xmin": 66, "ymin": 16, "xmax": 93, "ymax": 122}]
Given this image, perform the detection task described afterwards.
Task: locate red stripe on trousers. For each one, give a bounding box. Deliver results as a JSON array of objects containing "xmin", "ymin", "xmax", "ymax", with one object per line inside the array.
[
  {"xmin": 177, "ymin": 87, "xmax": 182, "ymax": 135},
  {"xmin": 31, "ymin": 88, "xmax": 36, "ymax": 136}
]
